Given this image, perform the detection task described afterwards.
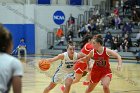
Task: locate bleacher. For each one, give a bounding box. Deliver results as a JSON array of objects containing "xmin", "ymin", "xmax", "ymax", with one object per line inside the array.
[{"xmin": 42, "ymin": 1, "xmax": 140, "ymax": 60}]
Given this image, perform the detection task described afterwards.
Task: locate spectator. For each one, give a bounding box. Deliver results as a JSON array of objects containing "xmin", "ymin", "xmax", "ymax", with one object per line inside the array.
[
  {"xmin": 104, "ymin": 31, "xmax": 113, "ymax": 46},
  {"xmin": 56, "ymin": 27, "xmax": 63, "ymax": 40},
  {"xmin": 78, "ymin": 24, "xmax": 87, "ymax": 38},
  {"xmin": 123, "ymin": 0, "xmax": 130, "ymax": 16},
  {"xmin": 68, "ymin": 14, "xmax": 75, "ymax": 27},
  {"xmin": 18, "ymin": 38, "xmax": 27, "ymax": 59},
  {"xmin": 91, "ymin": 21, "xmax": 97, "ymax": 35},
  {"xmin": 116, "ymin": 34, "xmax": 123, "ymax": 51},
  {"xmin": 114, "ymin": 8, "xmax": 119, "ymax": 16},
  {"xmin": 96, "ymin": 17, "xmax": 104, "ymax": 31},
  {"xmin": 92, "ymin": 9, "xmax": 100, "ymax": 16},
  {"xmin": 85, "ymin": 23, "xmax": 91, "ymax": 33},
  {"xmin": 122, "ymin": 22, "xmax": 132, "ymax": 37},
  {"xmin": 135, "ymin": 30, "xmax": 140, "ymax": 47},
  {"xmin": 111, "ymin": 36, "xmax": 119, "ymax": 51},
  {"xmin": 0, "ymin": 24, "xmax": 23, "ymax": 93},
  {"xmin": 67, "ymin": 27, "xmax": 74, "ymax": 41},
  {"xmin": 120, "ymin": 33, "xmax": 132, "ymax": 52},
  {"xmin": 57, "ymin": 34, "xmax": 65, "ymax": 46},
  {"xmin": 114, "ymin": 15, "xmax": 121, "ymax": 29},
  {"xmin": 109, "ymin": 16, "xmax": 115, "ymax": 28},
  {"xmin": 132, "ymin": 7, "xmax": 140, "ymax": 22}
]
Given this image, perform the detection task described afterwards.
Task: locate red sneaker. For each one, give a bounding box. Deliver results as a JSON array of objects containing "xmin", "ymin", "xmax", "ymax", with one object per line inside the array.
[
  {"xmin": 60, "ymin": 85, "xmax": 65, "ymax": 92},
  {"xmin": 83, "ymin": 81, "xmax": 89, "ymax": 85}
]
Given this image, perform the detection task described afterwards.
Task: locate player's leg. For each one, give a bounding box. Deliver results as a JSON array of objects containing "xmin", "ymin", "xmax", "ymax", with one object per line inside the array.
[
  {"xmin": 85, "ymin": 70, "xmax": 102, "ymax": 93},
  {"xmin": 44, "ymin": 71, "xmax": 59, "ymax": 93},
  {"xmin": 83, "ymin": 71, "xmax": 90, "ymax": 85},
  {"xmin": 101, "ymin": 74, "xmax": 112, "ymax": 93},
  {"xmin": 63, "ymin": 77, "xmax": 73, "ymax": 93},
  {"xmin": 73, "ymin": 73, "xmax": 83, "ymax": 84},
  {"xmin": 85, "ymin": 82, "xmax": 98, "ymax": 93},
  {"xmin": 83, "ymin": 60, "xmax": 93, "ymax": 85},
  {"xmin": 73, "ymin": 62, "xmax": 87, "ymax": 84},
  {"xmin": 43, "ymin": 82, "xmax": 56, "ymax": 93},
  {"xmin": 60, "ymin": 73, "xmax": 81, "ymax": 92}
]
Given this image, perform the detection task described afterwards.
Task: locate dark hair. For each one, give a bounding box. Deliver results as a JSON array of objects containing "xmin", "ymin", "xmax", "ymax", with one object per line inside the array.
[
  {"xmin": 0, "ymin": 24, "xmax": 12, "ymax": 53},
  {"xmin": 95, "ymin": 34, "xmax": 103, "ymax": 45},
  {"xmin": 67, "ymin": 41, "xmax": 75, "ymax": 49},
  {"xmin": 80, "ymin": 34, "xmax": 93, "ymax": 48}
]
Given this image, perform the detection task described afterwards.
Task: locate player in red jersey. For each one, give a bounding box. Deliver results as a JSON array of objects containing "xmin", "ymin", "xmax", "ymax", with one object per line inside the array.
[
  {"xmin": 73, "ymin": 34, "xmax": 95, "ymax": 84},
  {"xmin": 77, "ymin": 35, "xmax": 122, "ymax": 93}
]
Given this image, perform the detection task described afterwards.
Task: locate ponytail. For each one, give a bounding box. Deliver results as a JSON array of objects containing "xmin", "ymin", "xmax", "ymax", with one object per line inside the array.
[
  {"xmin": 94, "ymin": 34, "xmax": 103, "ymax": 45},
  {"xmin": 80, "ymin": 34, "xmax": 93, "ymax": 48}
]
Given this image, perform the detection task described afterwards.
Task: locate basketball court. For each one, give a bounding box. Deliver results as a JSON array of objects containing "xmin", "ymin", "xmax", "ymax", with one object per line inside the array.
[{"xmin": 10, "ymin": 56, "xmax": 140, "ymax": 93}]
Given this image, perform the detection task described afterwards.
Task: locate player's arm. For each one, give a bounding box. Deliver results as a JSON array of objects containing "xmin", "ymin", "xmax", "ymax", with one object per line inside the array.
[
  {"xmin": 12, "ymin": 76, "xmax": 22, "ymax": 93},
  {"xmin": 77, "ymin": 50, "xmax": 94, "ymax": 63},
  {"xmin": 12, "ymin": 59, "xmax": 23, "ymax": 93},
  {"xmin": 46, "ymin": 54, "xmax": 64, "ymax": 64},
  {"xmin": 77, "ymin": 52, "xmax": 86, "ymax": 59},
  {"xmin": 107, "ymin": 48, "xmax": 122, "ymax": 71}
]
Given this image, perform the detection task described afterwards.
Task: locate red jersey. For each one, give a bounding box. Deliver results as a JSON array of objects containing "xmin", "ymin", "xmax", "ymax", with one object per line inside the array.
[
  {"xmin": 114, "ymin": 8, "xmax": 119, "ymax": 16},
  {"xmin": 90, "ymin": 47, "xmax": 112, "ymax": 83},
  {"xmin": 74, "ymin": 43, "xmax": 94, "ymax": 74},
  {"xmin": 81, "ymin": 43, "xmax": 94, "ymax": 55},
  {"xmin": 92, "ymin": 47, "xmax": 111, "ymax": 71}
]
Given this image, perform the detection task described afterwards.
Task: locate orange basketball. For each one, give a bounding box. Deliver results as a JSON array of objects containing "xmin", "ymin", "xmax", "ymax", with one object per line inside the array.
[{"xmin": 38, "ymin": 59, "xmax": 50, "ymax": 71}]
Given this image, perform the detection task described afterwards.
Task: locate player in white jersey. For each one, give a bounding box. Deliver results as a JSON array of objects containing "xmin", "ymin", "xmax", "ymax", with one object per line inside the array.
[{"xmin": 43, "ymin": 42, "xmax": 82, "ymax": 93}]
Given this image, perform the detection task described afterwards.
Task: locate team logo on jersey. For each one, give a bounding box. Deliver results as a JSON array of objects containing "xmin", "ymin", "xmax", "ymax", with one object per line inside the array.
[
  {"xmin": 96, "ymin": 57, "xmax": 106, "ymax": 67},
  {"xmin": 65, "ymin": 60, "xmax": 75, "ymax": 68},
  {"xmin": 53, "ymin": 10, "xmax": 65, "ymax": 25}
]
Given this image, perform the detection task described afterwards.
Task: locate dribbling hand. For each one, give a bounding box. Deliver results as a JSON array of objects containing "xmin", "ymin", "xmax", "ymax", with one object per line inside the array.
[{"xmin": 117, "ymin": 65, "xmax": 122, "ymax": 71}]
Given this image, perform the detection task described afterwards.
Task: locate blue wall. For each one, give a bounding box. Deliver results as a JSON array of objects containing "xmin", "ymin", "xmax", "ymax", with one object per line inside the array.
[
  {"xmin": 38, "ymin": 0, "xmax": 51, "ymax": 4},
  {"xmin": 4, "ymin": 24, "xmax": 35, "ymax": 54},
  {"xmin": 70, "ymin": 0, "xmax": 82, "ymax": 5}
]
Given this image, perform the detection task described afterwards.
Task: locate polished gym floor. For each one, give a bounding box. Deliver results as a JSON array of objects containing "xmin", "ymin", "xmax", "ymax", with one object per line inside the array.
[{"xmin": 10, "ymin": 56, "xmax": 140, "ymax": 93}]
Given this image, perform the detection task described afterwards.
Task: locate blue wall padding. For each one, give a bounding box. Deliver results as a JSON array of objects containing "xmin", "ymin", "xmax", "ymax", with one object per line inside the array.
[{"xmin": 4, "ymin": 24, "xmax": 35, "ymax": 54}]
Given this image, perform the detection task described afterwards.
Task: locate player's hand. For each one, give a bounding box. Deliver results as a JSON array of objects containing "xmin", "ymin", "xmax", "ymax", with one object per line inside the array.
[
  {"xmin": 87, "ymin": 67, "xmax": 92, "ymax": 71},
  {"xmin": 117, "ymin": 65, "xmax": 122, "ymax": 71}
]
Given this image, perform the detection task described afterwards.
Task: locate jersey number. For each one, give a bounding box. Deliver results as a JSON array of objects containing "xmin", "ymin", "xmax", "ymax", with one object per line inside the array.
[
  {"xmin": 67, "ymin": 65, "xmax": 73, "ymax": 68},
  {"xmin": 96, "ymin": 60, "xmax": 106, "ymax": 67}
]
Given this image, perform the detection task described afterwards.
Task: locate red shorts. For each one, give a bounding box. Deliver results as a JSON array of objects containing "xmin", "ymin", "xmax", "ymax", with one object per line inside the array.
[
  {"xmin": 90, "ymin": 69, "xmax": 112, "ymax": 83},
  {"xmin": 74, "ymin": 62, "xmax": 87, "ymax": 74}
]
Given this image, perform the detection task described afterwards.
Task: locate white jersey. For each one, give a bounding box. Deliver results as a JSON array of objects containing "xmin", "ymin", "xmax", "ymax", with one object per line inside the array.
[
  {"xmin": 52, "ymin": 52, "xmax": 78, "ymax": 83},
  {"xmin": 0, "ymin": 53, "xmax": 23, "ymax": 93},
  {"xmin": 59, "ymin": 52, "xmax": 78, "ymax": 72}
]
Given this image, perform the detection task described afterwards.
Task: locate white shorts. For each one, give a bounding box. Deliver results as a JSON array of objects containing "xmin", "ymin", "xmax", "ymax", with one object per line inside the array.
[{"xmin": 52, "ymin": 70, "xmax": 74, "ymax": 84}]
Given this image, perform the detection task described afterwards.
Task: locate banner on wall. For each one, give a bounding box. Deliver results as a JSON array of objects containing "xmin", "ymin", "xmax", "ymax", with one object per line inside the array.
[{"xmin": 53, "ymin": 10, "xmax": 65, "ymax": 25}]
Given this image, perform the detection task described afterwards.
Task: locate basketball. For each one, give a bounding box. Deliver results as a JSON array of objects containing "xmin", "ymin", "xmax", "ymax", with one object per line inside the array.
[{"xmin": 38, "ymin": 59, "xmax": 50, "ymax": 71}]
